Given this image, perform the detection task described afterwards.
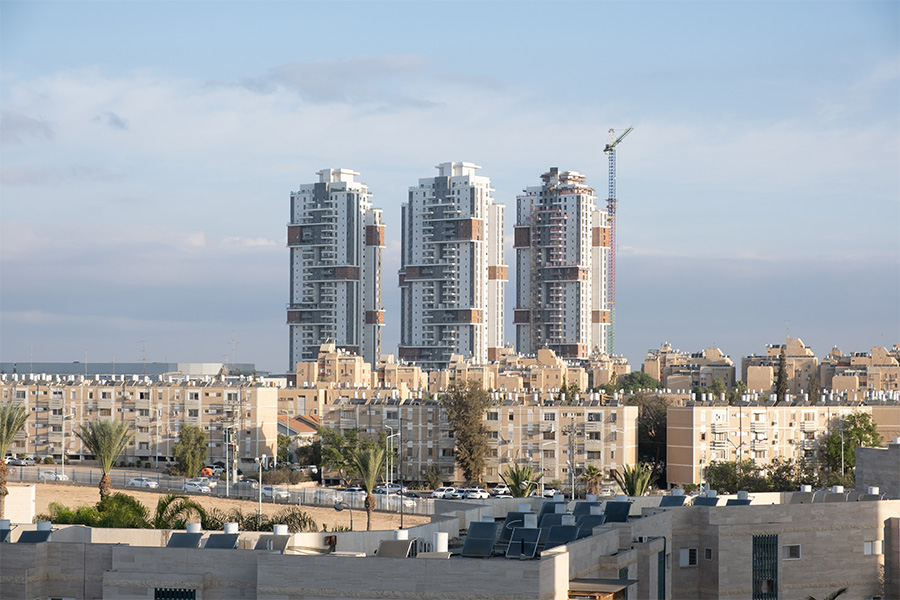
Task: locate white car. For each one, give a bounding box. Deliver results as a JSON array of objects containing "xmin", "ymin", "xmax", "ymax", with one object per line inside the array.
[
  {"xmin": 464, "ymin": 487, "xmax": 490, "ymax": 500},
  {"xmin": 194, "ymin": 476, "xmax": 217, "ymax": 489},
  {"xmin": 128, "ymin": 477, "xmax": 159, "ymax": 488},
  {"xmin": 490, "ymin": 484, "xmax": 510, "ymax": 496},
  {"xmin": 183, "ymin": 480, "xmax": 211, "ymax": 493},
  {"xmin": 38, "ymin": 471, "xmax": 69, "ymax": 481},
  {"xmin": 261, "ymin": 485, "xmax": 290, "ymax": 500},
  {"xmin": 543, "ymin": 488, "xmax": 560, "ymax": 498},
  {"xmin": 431, "ymin": 486, "xmax": 455, "ymax": 499},
  {"xmin": 343, "ymin": 486, "xmax": 366, "ymax": 495}
]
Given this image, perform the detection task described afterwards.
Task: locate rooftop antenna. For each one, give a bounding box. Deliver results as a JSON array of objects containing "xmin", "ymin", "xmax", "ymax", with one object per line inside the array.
[{"xmin": 603, "ymin": 126, "xmax": 633, "ymax": 356}]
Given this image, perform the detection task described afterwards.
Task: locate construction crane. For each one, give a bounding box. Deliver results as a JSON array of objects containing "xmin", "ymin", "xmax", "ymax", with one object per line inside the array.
[{"xmin": 603, "ymin": 126, "xmax": 633, "ymax": 356}]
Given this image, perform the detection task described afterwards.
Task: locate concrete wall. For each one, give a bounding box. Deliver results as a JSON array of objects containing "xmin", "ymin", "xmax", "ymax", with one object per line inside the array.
[{"xmin": 856, "ymin": 442, "xmax": 900, "ymax": 499}]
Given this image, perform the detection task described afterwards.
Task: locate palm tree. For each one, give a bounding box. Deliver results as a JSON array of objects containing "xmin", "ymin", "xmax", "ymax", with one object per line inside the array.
[
  {"xmin": 500, "ymin": 463, "xmax": 541, "ymax": 498},
  {"xmin": 613, "ymin": 463, "xmax": 657, "ymax": 497},
  {"xmin": 76, "ymin": 419, "xmax": 134, "ymax": 501},
  {"xmin": 580, "ymin": 465, "xmax": 604, "ymax": 496},
  {"xmin": 0, "ymin": 402, "xmax": 29, "ymax": 518},
  {"xmin": 149, "ymin": 494, "xmax": 207, "ymax": 530},
  {"xmin": 347, "ymin": 443, "xmax": 385, "ymax": 531},
  {"xmin": 806, "ymin": 588, "xmax": 847, "ymax": 600}
]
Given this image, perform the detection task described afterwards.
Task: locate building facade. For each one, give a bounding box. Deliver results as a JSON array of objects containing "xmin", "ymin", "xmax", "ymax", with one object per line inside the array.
[
  {"xmin": 514, "ymin": 168, "xmax": 609, "ymax": 359},
  {"xmin": 642, "ymin": 343, "xmax": 736, "ymax": 392},
  {"xmin": 288, "ymin": 168, "xmax": 384, "ymax": 369},
  {"xmin": 398, "ymin": 162, "xmax": 506, "ymax": 370},
  {"xmin": 666, "ymin": 401, "xmax": 900, "ymax": 486},
  {"xmin": 741, "ymin": 337, "xmax": 818, "ymax": 396}
]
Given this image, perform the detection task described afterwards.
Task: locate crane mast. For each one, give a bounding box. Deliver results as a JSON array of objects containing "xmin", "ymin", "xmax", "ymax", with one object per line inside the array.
[{"xmin": 603, "ymin": 126, "xmax": 632, "ymax": 356}]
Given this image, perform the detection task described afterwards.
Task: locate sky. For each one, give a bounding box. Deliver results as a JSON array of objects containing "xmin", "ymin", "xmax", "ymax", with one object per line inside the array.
[{"xmin": 1, "ymin": 1, "xmax": 898, "ymax": 375}]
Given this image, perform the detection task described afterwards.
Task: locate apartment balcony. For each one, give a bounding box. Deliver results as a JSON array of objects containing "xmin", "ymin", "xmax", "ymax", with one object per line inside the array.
[
  {"xmin": 800, "ymin": 421, "xmax": 817, "ymax": 432},
  {"xmin": 340, "ymin": 419, "xmax": 357, "ymax": 429}
]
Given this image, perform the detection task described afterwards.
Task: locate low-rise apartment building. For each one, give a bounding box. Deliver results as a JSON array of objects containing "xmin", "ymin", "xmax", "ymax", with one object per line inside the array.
[
  {"xmin": 321, "ymin": 395, "xmax": 637, "ymax": 486},
  {"xmin": 0, "ymin": 375, "xmax": 278, "ymax": 469},
  {"xmin": 741, "ymin": 337, "xmax": 818, "ymax": 395},
  {"xmin": 642, "ymin": 343, "xmax": 735, "ymax": 391},
  {"xmin": 667, "ymin": 400, "xmax": 900, "ymax": 486},
  {"xmin": 820, "ymin": 345, "xmax": 900, "ymax": 394}
]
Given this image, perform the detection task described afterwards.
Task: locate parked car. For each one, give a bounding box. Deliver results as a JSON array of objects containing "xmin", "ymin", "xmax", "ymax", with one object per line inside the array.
[
  {"xmin": 343, "ymin": 486, "xmax": 366, "ymax": 495},
  {"xmin": 543, "ymin": 488, "xmax": 560, "ymax": 498},
  {"xmin": 183, "ymin": 480, "xmax": 211, "ymax": 493},
  {"xmin": 464, "ymin": 487, "xmax": 490, "ymax": 500},
  {"xmin": 490, "ymin": 484, "xmax": 510, "ymax": 496},
  {"xmin": 9, "ymin": 456, "xmax": 35, "ymax": 466},
  {"xmin": 448, "ymin": 488, "xmax": 468, "ymax": 500},
  {"xmin": 374, "ymin": 483, "xmax": 408, "ymax": 495},
  {"xmin": 38, "ymin": 471, "xmax": 69, "ymax": 481},
  {"xmin": 193, "ymin": 476, "xmax": 217, "ymax": 489},
  {"xmin": 431, "ymin": 486, "xmax": 455, "ymax": 499},
  {"xmin": 128, "ymin": 477, "xmax": 159, "ymax": 488},
  {"xmin": 261, "ymin": 485, "xmax": 291, "ymax": 500}
]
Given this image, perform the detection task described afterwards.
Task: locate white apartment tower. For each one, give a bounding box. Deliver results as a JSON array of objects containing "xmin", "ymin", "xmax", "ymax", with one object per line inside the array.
[
  {"xmin": 514, "ymin": 167, "xmax": 609, "ymax": 359},
  {"xmin": 288, "ymin": 169, "xmax": 384, "ymax": 369},
  {"xmin": 399, "ymin": 162, "xmax": 506, "ymax": 370}
]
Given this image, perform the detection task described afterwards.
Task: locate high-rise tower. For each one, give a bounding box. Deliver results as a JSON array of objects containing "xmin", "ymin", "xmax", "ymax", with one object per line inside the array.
[
  {"xmin": 287, "ymin": 169, "xmax": 384, "ymax": 369},
  {"xmin": 399, "ymin": 162, "xmax": 506, "ymax": 370},
  {"xmin": 514, "ymin": 168, "xmax": 609, "ymax": 359}
]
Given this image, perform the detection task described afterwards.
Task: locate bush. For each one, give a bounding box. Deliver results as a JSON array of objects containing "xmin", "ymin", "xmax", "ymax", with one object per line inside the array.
[
  {"xmin": 144, "ymin": 462, "xmax": 151, "ymax": 469},
  {"xmin": 260, "ymin": 468, "xmax": 308, "ymax": 486},
  {"xmin": 43, "ymin": 456, "xmax": 55, "ymax": 464}
]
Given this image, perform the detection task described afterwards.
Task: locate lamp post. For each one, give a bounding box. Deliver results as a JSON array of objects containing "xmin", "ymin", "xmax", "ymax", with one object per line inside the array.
[
  {"xmin": 334, "ymin": 501, "xmax": 353, "ymax": 531},
  {"xmin": 539, "ymin": 440, "xmax": 554, "ymax": 497},
  {"xmin": 256, "ymin": 454, "xmax": 266, "ymax": 523},
  {"xmin": 385, "ymin": 425, "xmax": 394, "ymax": 487},
  {"xmin": 61, "ymin": 413, "xmax": 73, "ymax": 480}
]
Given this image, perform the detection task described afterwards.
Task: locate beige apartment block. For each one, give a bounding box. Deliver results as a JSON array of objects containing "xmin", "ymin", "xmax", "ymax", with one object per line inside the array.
[
  {"xmin": 643, "ymin": 343, "xmax": 735, "ymax": 391},
  {"xmin": 667, "ymin": 401, "xmax": 900, "ymax": 487},
  {"xmin": 0, "ymin": 375, "xmax": 278, "ymax": 467},
  {"xmin": 820, "ymin": 345, "xmax": 900, "ymax": 394},
  {"xmin": 321, "ymin": 396, "xmax": 637, "ymax": 487},
  {"xmin": 741, "ymin": 336, "xmax": 818, "ymax": 395}
]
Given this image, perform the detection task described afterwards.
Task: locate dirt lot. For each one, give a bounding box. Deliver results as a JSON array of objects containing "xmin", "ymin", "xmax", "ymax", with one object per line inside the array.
[{"xmin": 21, "ymin": 482, "xmax": 430, "ymax": 531}]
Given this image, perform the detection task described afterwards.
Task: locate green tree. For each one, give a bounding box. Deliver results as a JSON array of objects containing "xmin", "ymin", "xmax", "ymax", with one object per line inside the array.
[
  {"xmin": 703, "ymin": 460, "xmax": 767, "ymax": 494},
  {"xmin": 441, "ymin": 380, "xmax": 491, "ymax": 484},
  {"xmin": 277, "ymin": 433, "xmax": 292, "ymax": 464},
  {"xmin": 807, "ymin": 369, "xmax": 821, "ymax": 403},
  {"xmin": 580, "ymin": 465, "xmax": 604, "ymax": 496},
  {"xmin": 424, "ymin": 463, "xmax": 443, "ymax": 490},
  {"xmin": 0, "ymin": 401, "xmax": 29, "ymax": 518},
  {"xmin": 76, "ymin": 419, "xmax": 134, "ymax": 501},
  {"xmin": 765, "ymin": 457, "xmax": 820, "ymax": 492},
  {"xmin": 149, "ymin": 493, "xmax": 207, "ymax": 529},
  {"xmin": 821, "ymin": 412, "xmax": 882, "ymax": 474},
  {"xmin": 728, "ymin": 380, "xmax": 748, "ymax": 404},
  {"xmin": 616, "ymin": 372, "xmax": 662, "ymax": 393},
  {"xmin": 347, "ymin": 443, "xmax": 386, "ymax": 531},
  {"xmin": 318, "ymin": 427, "xmax": 363, "ymax": 486},
  {"xmin": 774, "ymin": 345, "xmax": 788, "ymax": 402},
  {"xmin": 172, "ymin": 424, "xmax": 208, "ymax": 478},
  {"xmin": 613, "ymin": 463, "xmax": 657, "ymax": 496},
  {"xmin": 501, "ymin": 463, "xmax": 542, "ymax": 498},
  {"xmin": 708, "ymin": 378, "xmax": 726, "ymax": 398},
  {"xmin": 625, "ymin": 392, "xmax": 669, "ymax": 484}
]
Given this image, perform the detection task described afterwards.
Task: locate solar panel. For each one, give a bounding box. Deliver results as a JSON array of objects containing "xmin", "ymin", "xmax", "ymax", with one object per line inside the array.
[
  {"xmin": 603, "ymin": 501, "xmax": 632, "ymax": 523},
  {"xmin": 725, "ymin": 499, "xmax": 751, "ymax": 506},
  {"xmin": 204, "ymin": 533, "xmax": 239, "ymax": 549},
  {"xmin": 505, "ymin": 527, "xmax": 540, "ymax": 559},
  {"xmin": 572, "ymin": 501, "xmax": 602, "ymax": 516},
  {"xmin": 166, "ymin": 532, "xmax": 203, "ymax": 548},
  {"xmin": 376, "ymin": 539, "xmax": 415, "ymax": 558},
  {"xmin": 542, "ymin": 525, "xmax": 580, "ymax": 550},
  {"xmin": 0, "ymin": 528, "xmax": 10, "ymax": 543},
  {"xmin": 17, "ymin": 530, "xmax": 51, "ymax": 544},
  {"xmin": 255, "ymin": 534, "xmax": 291, "ymax": 552},
  {"xmin": 575, "ymin": 514, "xmax": 607, "ymax": 538},
  {"xmin": 539, "ymin": 513, "xmax": 566, "ymax": 529},
  {"xmin": 693, "ymin": 497, "xmax": 719, "ymax": 506},
  {"xmin": 658, "ymin": 495, "xmax": 686, "ymax": 507},
  {"xmin": 497, "ymin": 512, "xmax": 531, "ymax": 545},
  {"xmin": 789, "ymin": 492, "xmax": 813, "ymax": 504},
  {"xmin": 538, "ymin": 501, "xmax": 566, "ymax": 520},
  {"xmin": 466, "ymin": 521, "xmax": 500, "ymax": 541},
  {"xmin": 461, "ymin": 535, "xmax": 495, "ymax": 558}
]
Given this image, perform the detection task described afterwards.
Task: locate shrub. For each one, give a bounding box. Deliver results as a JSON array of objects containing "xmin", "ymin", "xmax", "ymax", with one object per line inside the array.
[{"xmin": 43, "ymin": 456, "xmax": 55, "ymax": 464}]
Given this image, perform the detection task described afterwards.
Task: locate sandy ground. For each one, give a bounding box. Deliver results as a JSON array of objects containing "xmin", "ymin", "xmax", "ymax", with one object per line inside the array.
[{"xmin": 21, "ymin": 482, "xmax": 430, "ymax": 531}]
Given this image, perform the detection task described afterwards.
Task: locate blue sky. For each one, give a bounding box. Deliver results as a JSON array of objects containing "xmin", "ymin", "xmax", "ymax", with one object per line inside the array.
[{"xmin": 2, "ymin": 1, "xmax": 898, "ymax": 373}]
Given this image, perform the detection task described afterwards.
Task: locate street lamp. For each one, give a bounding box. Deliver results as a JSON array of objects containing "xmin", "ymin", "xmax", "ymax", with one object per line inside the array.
[
  {"xmin": 334, "ymin": 501, "xmax": 353, "ymax": 531},
  {"xmin": 61, "ymin": 413, "xmax": 74, "ymax": 480},
  {"xmin": 385, "ymin": 425, "xmax": 394, "ymax": 487},
  {"xmin": 539, "ymin": 440, "xmax": 555, "ymax": 497},
  {"xmin": 255, "ymin": 454, "xmax": 266, "ymax": 522}
]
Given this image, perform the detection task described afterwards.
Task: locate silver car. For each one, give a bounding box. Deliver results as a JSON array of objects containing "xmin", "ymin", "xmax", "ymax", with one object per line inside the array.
[{"xmin": 128, "ymin": 477, "xmax": 159, "ymax": 488}]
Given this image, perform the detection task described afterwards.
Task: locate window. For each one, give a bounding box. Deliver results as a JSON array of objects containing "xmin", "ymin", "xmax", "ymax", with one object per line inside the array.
[
  {"xmin": 679, "ymin": 548, "xmax": 698, "ymax": 567},
  {"xmin": 587, "ymin": 412, "xmax": 602, "ymax": 422},
  {"xmin": 609, "ymin": 413, "xmax": 617, "ymax": 422},
  {"xmin": 863, "ymin": 541, "xmax": 883, "ymax": 555},
  {"xmin": 15, "ymin": 390, "xmax": 25, "ymax": 399},
  {"xmin": 755, "ymin": 580, "xmax": 775, "ymax": 595},
  {"xmin": 508, "ymin": 413, "xmax": 514, "ymax": 421},
  {"xmin": 188, "ymin": 409, "xmax": 199, "ymax": 418},
  {"xmin": 700, "ymin": 433, "xmax": 706, "ymax": 441},
  {"xmin": 543, "ymin": 413, "xmax": 556, "ymax": 421},
  {"xmin": 138, "ymin": 409, "xmax": 150, "ymax": 417},
  {"xmin": 783, "ymin": 544, "xmax": 800, "ymax": 560},
  {"xmin": 705, "ymin": 548, "xmax": 713, "ymax": 560},
  {"xmin": 487, "ymin": 412, "xmax": 499, "ymax": 421}
]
